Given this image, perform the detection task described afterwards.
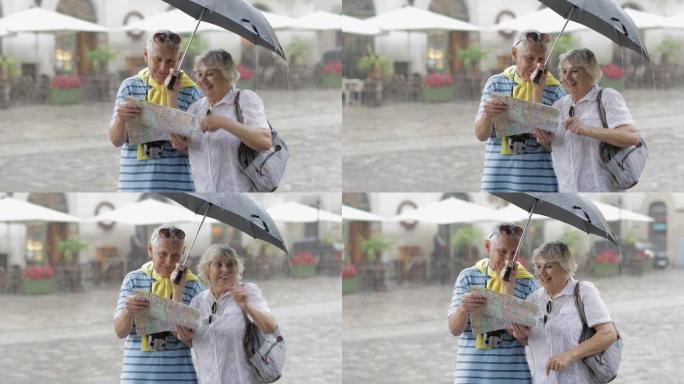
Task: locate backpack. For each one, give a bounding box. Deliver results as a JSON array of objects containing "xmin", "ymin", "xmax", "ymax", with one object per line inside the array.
[
  {"xmin": 596, "ymin": 88, "xmax": 648, "ymax": 190},
  {"xmin": 235, "ymin": 90, "xmax": 289, "ymax": 192},
  {"xmin": 574, "ymin": 281, "xmax": 622, "ymax": 383}
]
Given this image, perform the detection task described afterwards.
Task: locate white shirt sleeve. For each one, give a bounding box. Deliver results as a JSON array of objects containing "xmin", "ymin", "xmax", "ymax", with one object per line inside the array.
[
  {"xmin": 246, "ymin": 282, "xmax": 272, "ymax": 314},
  {"xmin": 601, "ymin": 88, "xmax": 634, "ymax": 129},
  {"xmin": 239, "ymin": 90, "xmax": 269, "ymax": 129},
  {"xmin": 579, "ymin": 281, "xmax": 612, "ymax": 327}
]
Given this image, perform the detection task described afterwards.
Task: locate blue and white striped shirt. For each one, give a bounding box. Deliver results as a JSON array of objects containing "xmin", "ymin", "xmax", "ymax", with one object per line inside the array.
[
  {"xmin": 113, "ymin": 76, "xmax": 202, "ymax": 192},
  {"xmin": 114, "ymin": 270, "xmax": 204, "ymax": 383},
  {"xmin": 448, "ymin": 266, "xmax": 538, "ymax": 384},
  {"xmin": 476, "ymin": 73, "xmax": 566, "ymax": 192}
]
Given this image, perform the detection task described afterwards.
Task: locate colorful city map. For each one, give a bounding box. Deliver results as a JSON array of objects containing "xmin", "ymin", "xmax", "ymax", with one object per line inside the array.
[
  {"xmin": 133, "ymin": 290, "xmax": 200, "ymax": 335},
  {"xmin": 491, "ymin": 93, "xmax": 561, "ymax": 137},
  {"xmin": 469, "ymin": 287, "xmax": 542, "ymax": 335},
  {"xmin": 124, "ymin": 96, "xmax": 199, "ymax": 145}
]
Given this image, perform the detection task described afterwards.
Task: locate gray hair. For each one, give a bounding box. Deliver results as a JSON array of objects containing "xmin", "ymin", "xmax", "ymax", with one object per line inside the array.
[
  {"xmin": 488, "ymin": 222, "xmax": 522, "ymax": 247},
  {"xmin": 513, "ymin": 29, "xmax": 549, "ymax": 53},
  {"xmin": 558, "ymin": 48, "xmax": 603, "ymax": 83},
  {"xmin": 145, "ymin": 30, "xmax": 182, "ymax": 55},
  {"xmin": 149, "ymin": 224, "xmax": 185, "ymax": 247},
  {"xmin": 197, "ymin": 244, "xmax": 244, "ymax": 286},
  {"xmin": 194, "ymin": 49, "xmax": 240, "ymax": 85},
  {"xmin": 532, "ymin": 241, "xmax": 577, "ymax": 275}
]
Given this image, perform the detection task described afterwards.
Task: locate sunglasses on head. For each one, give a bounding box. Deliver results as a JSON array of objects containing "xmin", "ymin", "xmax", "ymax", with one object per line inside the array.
[
  {"xmin": 516, "ymin": 31, "xmax": 550, "ymax": 46},
  {"xmin": 153, "ymin": 31, "xmax": 181, "ymax": 45},
  {"xmin": 158, "ymin": 226, "xmax": 186, "ymax": 240},
  {"xmin": 489, "ymin": 223, "xmax": 523, "ymax": 239}
]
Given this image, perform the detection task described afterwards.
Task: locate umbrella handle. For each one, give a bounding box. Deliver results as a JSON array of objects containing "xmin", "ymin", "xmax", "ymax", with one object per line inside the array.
[
  {"xmin": 533, "ymin": 6, "xmax": 576, "ymax": 85},
  {"xmin": 167, "ymin": 8, "xmax": 206, "ymax": 91},
  {"xmin": 503, "ymin": 199, "xmax": 538, "ymax": 281}
]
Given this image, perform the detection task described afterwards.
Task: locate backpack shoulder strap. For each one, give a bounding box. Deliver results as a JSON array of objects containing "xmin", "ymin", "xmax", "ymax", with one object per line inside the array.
[
  {"xmin": 234, "ymin": 90, "xmax": 244, "ymax": 123},
  {"xmin": 596, "ymin": 88, "xmax": 609, "ymax": 129}
]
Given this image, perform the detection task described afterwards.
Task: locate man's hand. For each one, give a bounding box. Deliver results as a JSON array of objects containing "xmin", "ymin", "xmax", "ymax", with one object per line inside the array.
[
  {"xmin": 483, "ymin": 99, "xmax": 508, "ymax": 119},
  {"xmin": 459, "ymin": 291, "xmax": 487, "ymax": 314},
  {"xmin": 500, "ymin": 260, "xmax": 517, "ymax": 295},
  {"xmin": 170, "ymin": 263, "xmax": 187, "ymax": 300},
  {"xmin": 115, "ymin": 102, "xmax": 141, "ymax": 123},
  {"xmin": 124, "ymin": 294, "xmax": 149, "ymax": 316}
]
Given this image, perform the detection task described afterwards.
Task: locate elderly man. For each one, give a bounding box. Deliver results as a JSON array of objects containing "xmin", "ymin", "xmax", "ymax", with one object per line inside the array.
[
  {"xmin": 109, "ymin": 30, "xmax": 202, "ymax": 191},
  {"xmin": 114, "ymin": 225, "xmax": 203, "ymax": 383},
  {"xmin": 448, "ymin": 223, "xmax": 538, "ymax": 384},
  {"xmin": 474, "ymin": 29, "xmax": 566, "ymax": 192}
]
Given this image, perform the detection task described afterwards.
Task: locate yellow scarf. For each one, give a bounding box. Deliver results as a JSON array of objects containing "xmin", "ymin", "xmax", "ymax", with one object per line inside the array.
[
  {"xmin": 134, "ymin": 68, "xmax": 198, "ymax": 160},
  {"xmin": 473, "ymin": 258, "xmax": 534, "ymax": 349},
  {"xmin": 138, "ymin": 260, "xmax": 199, "ymax": 352},
  {"xmin": 500, "ymin": 65, "xmax": 561, "ymax": 154}
]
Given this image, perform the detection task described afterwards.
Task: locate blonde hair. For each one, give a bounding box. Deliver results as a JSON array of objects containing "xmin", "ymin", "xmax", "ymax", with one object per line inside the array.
[
  {"xmin": 558, "ymin": 48, "xmax": 603, "ymax": 83},
  {"xmin": 194, "ymin": 49, "xmax": 240, "ymax": 85},
  {"xmin": 532, "ymin": 241, "xmax": 577, "ymax": 275},
  {"xmin": 197, "ymin": 244, "xmax": 244, "ymax": 286}
]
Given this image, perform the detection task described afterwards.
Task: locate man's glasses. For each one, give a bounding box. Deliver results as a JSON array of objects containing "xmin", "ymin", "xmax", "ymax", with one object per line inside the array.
[
  {"xmin": 543, "ymin": 300, "xmax": 552, "ymax": 326},
  {"xmin": 515, "ymin": 31, "xmax": 550, "ymax": 46},
  {"xmin": 158, "ymin": 226, "xmax": 186, "ymax": 240},
  {"xmin": 153, "ymin": 31, "xmax": 181, "ymax": 45},
  {"xmin": 489, "ymin": 223, "xmax": 523, "ymax": 239},
  {"xmin": 208, "ymin": 301, "xmax": 218, "ymax": 324}
]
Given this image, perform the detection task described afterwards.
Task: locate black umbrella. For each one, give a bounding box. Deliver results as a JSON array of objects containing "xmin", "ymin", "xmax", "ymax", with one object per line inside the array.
[
  {"xmin": 163, "ymin": 0, "xmax": 286, "ymax": 88},
  {"xmin": 162, "ymin": 193, "xmax": 288, "ymax": 283},
  {"xmin": 533, "ymin": 0, "xmax": 650, "ymax": 83},
  {"xmin": 492, "ymin": 193, "xmax": 618, "ymax": 280}
]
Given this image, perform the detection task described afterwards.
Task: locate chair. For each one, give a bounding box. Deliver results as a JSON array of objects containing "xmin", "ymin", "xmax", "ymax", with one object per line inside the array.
[{"xmin": 407, "ymin": 73, "xmax": 422, "ymax": 102}]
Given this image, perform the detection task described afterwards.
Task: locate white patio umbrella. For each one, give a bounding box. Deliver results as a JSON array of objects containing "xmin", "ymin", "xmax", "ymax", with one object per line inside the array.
[
  {"xmin": 267, "ymin": 202, "xmax": 342, "ymax": 223},
  {"xmin": 0, "ymin": 7, "xmax": 108, "ymax": 33},
  {"xmin": 0, "ymin": 26, "xmax": 10, "ymax": 37},
  {"xmin": 661, "ymin": 12, "xmax": 684, "ymax": 29},
  {"xmin": 342, "ymin": 15, "xmax": 383, "ymax": 36},
  {"xmin": 496, "ymin": 204, "xmax": 549, "ymax": 223},
  {"xmin": 120, "ymin": 9, "xmax": 223, "ymax": 33},
  {"xmin": 392, "ymin": 197, "xmax": 502, "ymax": 224},
  {"xmin": 342, "ymin": 205, "xmax": 385, "ymax": 222},
  {"xmin": 88, "ymin": 199, "xmax": 217, "ymax": 225},
  {"xmin": 291, "ymin": 10, "xmax": 342, "ymax": 31},
  {"xmin": 262, "ymin": 11, "xmax": 297, "ymax": 30},
  {"xmin": 0, "ymin": 197, "xmax": 81, "ymax": 223},
  {"xmin": 622, "ymin": 8, "xmax": 670, "ymax": 30},
  {"xmin": 591, "ymin": 201, "xmax": 653, "ymax": 222},
  {"xmin": 489, "ymin": 7, "xmax": 587, "ymax": 33}
]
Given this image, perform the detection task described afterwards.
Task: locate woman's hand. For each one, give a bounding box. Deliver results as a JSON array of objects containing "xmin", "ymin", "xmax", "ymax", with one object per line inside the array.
[
  {"xmin": 534, "ymin": 128, "xmax": 553, "ymax": 148},
  {"xmin": 170, "ymin": 133, "xmax": 190, "ymax": 151},
  {"xmin": 230, "ymin": 286, "xmax": 250, "ymax": 310},
  {"xmin": 507, "ymin": 323, "xmax": 530, "ymax": 344},
  {"xmin": 175, "ymin": 326, "xmax": 195, "ymax": 345},
  {"xmin": 564, "ymin": 117, "xmax": 588, "ymax": 136},
  {"xmin": 545, "ymin": 350, "xmax": 576, "ymax": 375},
  {"xmin": 200, "ymin": 115, "xmax": 230, "ymax": 132}
]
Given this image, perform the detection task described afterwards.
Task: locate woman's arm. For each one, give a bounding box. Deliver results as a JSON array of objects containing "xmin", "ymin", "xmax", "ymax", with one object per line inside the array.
[
  {"xmin": 545, "ymin": 322, "xmax": 617, "ymax": 374},
  {"xmin": 244, "ymin": 303, "xmax": 278, "ymax": 334},
  {"xmin": 583, "ymin": 124, "xmax": 640, "ymax": 147},
  {"xmin": 201, "ymin": 115, "xmax": 272, "ymax": 151}
]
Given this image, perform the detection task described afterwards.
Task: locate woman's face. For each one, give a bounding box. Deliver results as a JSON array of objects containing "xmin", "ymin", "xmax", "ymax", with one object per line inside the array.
[
  {"xmin": 209, "ymin": 257, "xmax": 236, "ymax": 290},
  {"xmin": 195, "ymin": 65, "xmax": 231, "ymax": 102},
  {"xmin": 534, "ymin": 259, "xmax": 570, "ymax": 296},
  {"xmin": 560, "ymin": 65, "xmax": 595, "ymax": 100}
]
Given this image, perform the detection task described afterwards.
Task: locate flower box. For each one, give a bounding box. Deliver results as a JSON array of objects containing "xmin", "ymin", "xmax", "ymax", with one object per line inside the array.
[
  {"xmin": 591, "ymin": 263, "xmax": 620, "ymax": 278},
  {"xmin": 599, "ymin": 77, "xmax": 624, "ymax": 92},
  {"xmin": 342, "ymin": 276, "xmax": 359, "ymax": 294},
  {"xmin": 422, "ymin": 85, "xmax": 455, "ymax": 103},
  {"xmin": 320, "ymin": 73, "xmax": 342, "ymax": 88},
  {"xmin": 49, "ymin": 87, "xmax": 83, "ymax": 105},
  {"xmin": 21, "ymin": 277, "xmax": 56, "ymax": 295},
  {"xmin": 239, "ymin": 77, "xmax": 255, "ymax": 90},
  {"xmin": 291, "ymin": 264, "xmax": 316, "ymax": 278}
]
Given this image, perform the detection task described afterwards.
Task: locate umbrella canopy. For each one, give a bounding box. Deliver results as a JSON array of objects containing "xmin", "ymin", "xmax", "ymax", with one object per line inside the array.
[
  {"xmin": 267, "ymin": 202, "xmax": 342, "ymax": 223},
  {"xmin": 490, "ymin": 7, "xmax": 588, "ymax": 33},
  {"xmin": 292, "ymin": 10, "xmax": 342, "ymax": 31},
  {"xmin": 87, "ymin": 199, "xmax": 218, "ymax": 225},
  {"xmin": 492, "ymin": 193, "xmax": 618, "ymax": 245},
  {"xmin": 163, "ymin": 0, "xmax": 285, "ymax": 59},
  {"xmin": 591, "ymin": 201, "xmax": 654, "ymax": 222},
  {"xmin": 0, "ymin": 197, "xmax": 81, "ymax": 222},
  {"xmin": 392, "ymin": 197, "xmax": 502, "ymax": 224},
  {"xmin": 539, "ymin": 0, "xmax": 650, "ymax": 61},
  {"xmin": 366, "ymin": 6, "xmax": 480, "ymax": 32},
  {"xmin": 342, "ymin": 205, "xmax": 385, "ymax": 222},
  {"xmin": 163, "ymin": 193, "xmax": 287, "ymax": 253},
  {"xmin": 0, "ymin": 7, "xmax": 108, "ymax": 32},
  {"xmin": 342, "ymin": 15, "xmax": 383, "ymax": 36}
]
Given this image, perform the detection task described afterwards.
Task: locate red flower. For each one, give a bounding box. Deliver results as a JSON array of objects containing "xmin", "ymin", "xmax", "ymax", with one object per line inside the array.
[
  {"xmin": 341, "ymin": 263, "xmax": 358, "ymax": 278},
  {"xmin": 595, "ymin": 251, "xmax": 620, "ymax": 265},
  {"xmin": 292, "ymin": 252, "xmax": 317, "ymax": 265},
  {"xmin": 51, "ymin": 75, "xmax": 81, "ymax": 89},
  {"xmin": 423, "ymin": 72, "xmax": 453, "ymax": 88},
  {"xmin": 23, "ymin": 264, "xmax": 55, "ymax": 280},
  {"xmin": 600, "ymin": 64, "xmax": 624, "ymax": 80},
  {"xmin": 321, "ymin": 61, "xmax": 342, "ymax": 75},
  {"xmin": 238, "ymin": 64, "xmax": 255, "ymax": 81}
]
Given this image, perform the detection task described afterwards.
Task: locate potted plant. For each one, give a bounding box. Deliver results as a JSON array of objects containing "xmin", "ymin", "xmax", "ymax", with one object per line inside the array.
[
  {"xmin": 238, "ymin": 64, "xmax": 256, "ymax": 90},
  {"xmin": 21, "ymin": 263, "xmax": 56, "ymax": 295},
  {"xmin": 599, "ymin": 63, "xmax": 625, "ymax": 92},
  {"xmin": 341, "ymin": 263, "xmax": 359, "ymax": 294},
  {"xmin": 320, "ymin": 60, "xmax": 342, "ymax": 88},
  {"xmin": 591, "ymin": 250, "xmax": 621, "ymax": 278},
  {"xmin": 361, "ymin": 235, "xmax": 390, "ymax": 291},
  {"xmin": 456, "ymin": 44, "xmax": 488, "ymax": 99},
  {"xmin": 290, "ymin": 252, "xmax": 317, "ymax": 278},
  {"xmin": 421, "ymin": 72, "xmax": 455, "ymax": 103},
  {"xmin": 58, "ymin": 236, "xmax": 88, "ymax": 264},
  {"xmin": 85, "ymin": 46, "xmax": 117, "ymax": 101},
  {"xmin": 49, "ymin": 73, "xmax": 83, "ymax": 105},
  {"xmin": 357, "ymin": 45, "xmax": 391, "ymax": 107},
  {"xmin": 0, "ymin": 57, "xmax": 19, "ymax": 108},
  {"xmin": 452, "ymin": 225, "xmax": 483, "ymax": 263}
]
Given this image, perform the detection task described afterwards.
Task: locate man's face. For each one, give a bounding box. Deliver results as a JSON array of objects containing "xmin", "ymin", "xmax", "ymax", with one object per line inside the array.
[
  {"xmin": 148, "ymin": 238, "xmax": 184, "ymax": 278},
  {"xmin": 485, "ymin": 235, "xmax": 520, "ymax": 273},
  {"xmin": 144, "ymin": 43, "xmax": 180, "ymax": 84},
  {"xmin": 512, "ymin": 43, "xmax": 547, "ymax": 81}
]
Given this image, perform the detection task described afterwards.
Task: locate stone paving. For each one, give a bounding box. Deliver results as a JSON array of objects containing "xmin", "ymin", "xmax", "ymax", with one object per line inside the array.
[
  {"xmin": 0, "ymin": 276, "xmax": 340, "ymax": 384},
  {"xmin": 342, "ymin": 267, "xmax": 684, "ymax": 384},
  {"xmin": 343, "ymin": 87, "xmax": 684, "ymax": 192},
  {"xmin": 0, "ymin": 88, "xmax": 341, "ymax": 192}
]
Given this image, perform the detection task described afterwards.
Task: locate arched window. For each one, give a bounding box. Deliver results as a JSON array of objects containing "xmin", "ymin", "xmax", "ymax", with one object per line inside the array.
[
  {"xmin": 428, "ymin": 0, "xmax": 470, "ymax": 74},
  {"xmin": 56, "ymin": 0, "xmax": 98, "ymax": 75},
  {"xmin": 26, "ymin": 193, "xmax": 70, "ymax": 266}
]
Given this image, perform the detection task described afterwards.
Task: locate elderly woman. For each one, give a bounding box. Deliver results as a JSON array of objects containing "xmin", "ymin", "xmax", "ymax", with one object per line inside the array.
[
  {"xmin": 176, "ymin": 244, "xmax": 277, "ymax": 384},
  {"xmin": 536, "ymin": 48, "xmax": 640, "ymax": 192},
  {"xmin": 509, "ymin": 242, "xmax": 618, "ymax": 384},
  {"xmin": 170, "ymin": 49, "xmax": 272, "ymax": 192}
]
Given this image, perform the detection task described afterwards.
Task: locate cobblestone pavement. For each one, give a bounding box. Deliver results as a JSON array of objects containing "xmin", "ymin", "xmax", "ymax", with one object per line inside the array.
[
  {"xmin": 343, "ymin": 87, "xmax": 684, "ymax": 192},
  {"xmin": 0, "ymin": 89, "xmax": 341, "ymax": 192},
  {"xmin": 343, "ymin": 268, "xmax": 684, "ymax": 384},
  {"xmin": 0, "ymin": 276, "xmax": 340, "ymax": 384}
]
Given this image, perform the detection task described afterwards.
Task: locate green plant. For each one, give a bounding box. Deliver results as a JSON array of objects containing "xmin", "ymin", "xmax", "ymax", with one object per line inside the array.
[
  {"xmin": 549, "ymin": 34, "xmax": 580, "ymax": 68},
  {"xmin": 559, "ymin": 229, "xmax": 583, "ymax": 259},
  {"xmin": 655, "ymin": 36, "xmax": 680, "ymax": 64},
  {"xmin": 361, "ymin": 235, "xmax": 391, "ymax": 263},
  {"xmin": 458, "ymin": 44, "xmax": 488, "ymax": 71},
  {"xmin": 452, "ymin": 225, "xmax": 483, "ymax": 250},
  {"xmin": 0, "ymin": 56, "xmax": 20, "ymax": 80},
  {"xmin": 286, "ymin": 38, "xmax": 311, "ymax": 66},
  {"xmin": 181, "ymin": 33, "xmax": 210, "ymax": 58},
  {"xmin": 357, "ymin": 45, "xmax": 391, "ymax": 79},
  {"xmin": 321, "ymin": 233, "xmax": 337, "ymax": 247},
  {"xmin": 85, "ymin": 47, "xmax": 117, "ymax": 73},
  {"xmin": 622, "ymin": 231, "xmax": 639, "ymax": 247},
  {"xmin": 58, "ymin": 237, "xmax": 88, "ymax": 263}
]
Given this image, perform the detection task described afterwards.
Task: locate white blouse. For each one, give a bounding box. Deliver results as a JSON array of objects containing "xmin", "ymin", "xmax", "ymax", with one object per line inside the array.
[
  {"xmin": 187, "ymin": 87, "xmax": 269, "ymax": 192},
  {"xmin": 526, "ymin": 279, "xmax": 612, "ymax": 384},
  {"xmin": 551, "ymin": 85, "xmax": 634, "ymax": 192},
  {"xmin": 189, "ymin": 282, "xmax": 272, "ymax": 384}
]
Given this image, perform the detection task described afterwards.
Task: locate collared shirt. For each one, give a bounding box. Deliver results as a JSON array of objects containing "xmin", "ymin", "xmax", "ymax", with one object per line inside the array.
[
  {"xmin": 189, "ymin": 282, "xmax": 272, "ymax": 384},
  {"xmin": 112, "ymin": 76, "xmax": 202, "ymax": 192},
  {"xmin": 114, "ymin": 270, "xmax": 204, "ymax": 383},
  {"xmin": 551, "ymin": 85, "xmax": 634, "ymax": 192},
  {"xmin": 186, "ymin": 87, "xmax": 269, "ymax": 192},
  {"xmin": 448, "ymin": 265, "xmax": 539, "ymax": 384},
  {"xmin": 526, "ymin": 279, "xmax": 612, "ymax": 384},
  {"xmin": 476, "ymin": 72, "xmax": 566, "ymax": 192}
]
